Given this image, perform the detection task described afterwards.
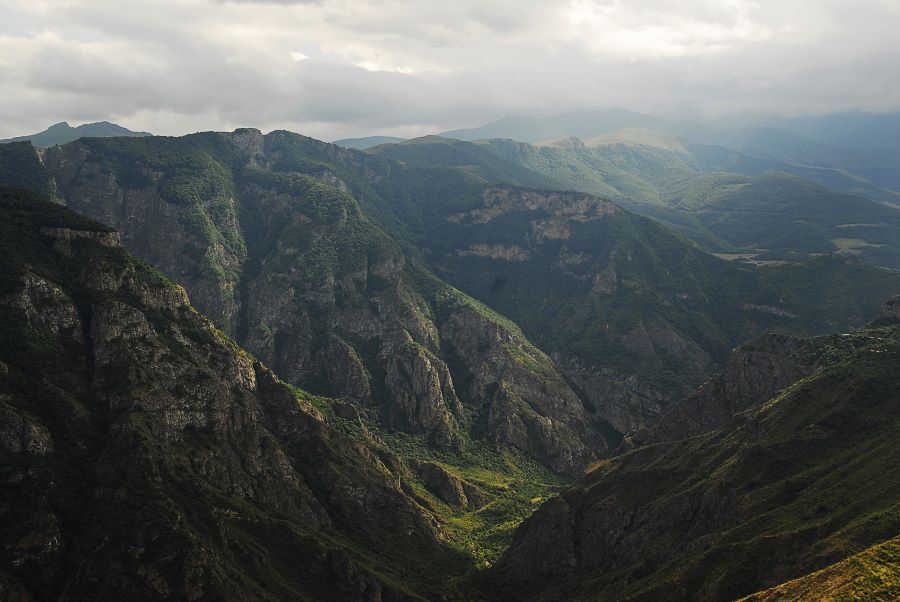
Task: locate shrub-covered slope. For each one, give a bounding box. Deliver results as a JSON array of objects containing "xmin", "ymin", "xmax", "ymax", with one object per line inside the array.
[{"xmin": 490, "ymin": 317, "xmax": 900, "ymax": 601}]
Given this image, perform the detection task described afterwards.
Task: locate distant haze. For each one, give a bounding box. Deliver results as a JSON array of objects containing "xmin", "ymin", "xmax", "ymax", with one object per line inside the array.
[{"xmin": 2, "ymin": 0, "xmax": 900, "ymax": 141}]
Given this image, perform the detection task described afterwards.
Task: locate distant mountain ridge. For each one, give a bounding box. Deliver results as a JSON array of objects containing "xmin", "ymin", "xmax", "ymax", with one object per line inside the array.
[
  {"xmin": 0, "ymin": 121, "xmax": 151, "ymax": 148},
  {"xmin": 333, "ymin": 135, "xmax": 406, "ymax": 149},
  {"xmin": 440, "ymin": 108, "xmax": 675, "ymax": 143},
  {"xmin": 436, "ymin": 109, "xmax": 900, "ymax": 193},
  {"xmin": 722, "ymin": 110, "xmax": 900, "ymax": 152},
  {"xmin": 439, "ymin": 107, "xmax": 900, "ymax": 151}
]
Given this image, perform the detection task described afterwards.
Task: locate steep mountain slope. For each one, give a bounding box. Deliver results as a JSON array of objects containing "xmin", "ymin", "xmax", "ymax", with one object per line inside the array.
[
  {"xmin": 0, "ymin": 142, "xmax": 53, "ymax": 197},
  {"xmin": 0, "ymin": 121, "xmax": 151, "ymax": 148},
  {"xmin": 740, "ymin": 534, "xmax": 899, "ymax": 601},
  {"xmin": 17, "ymin": 132, "xmax": 610, "ymax": 475},
  {"xmin": 625, "ymin": 333, "xmax": 821, "ymax": 448},
  {"xmin": 490, "ymin": 315, "xmax": 900, "ymax": 601},
  {"xmin": 0, "ymin": 186, "xmax": 465, "ymax": 600}
]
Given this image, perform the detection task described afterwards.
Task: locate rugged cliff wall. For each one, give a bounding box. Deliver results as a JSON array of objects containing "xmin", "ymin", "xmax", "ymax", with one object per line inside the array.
[
  {"xmin": 0, "ymin": 188, "xmax": 462, "ymax": 600},
  {"xmin": 881, "ymin": 295, "xmax": 900, "ymax": 318},
  {"xmin": 38, "ymin": 135, "xmax": 610, "ymax": 474},
  {"xmin": 13, "ymin": 131, "xmax": 899, "ymax": 470},
  {"xmin": 625, "ymin": 332, "xmax": 821, "ymax": 447}
]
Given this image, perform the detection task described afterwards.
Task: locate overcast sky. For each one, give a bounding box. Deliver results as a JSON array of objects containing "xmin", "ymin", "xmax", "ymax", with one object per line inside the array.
[{"xmin": 2, "ymin": 0, "xmax": 899, "ymax": 140}]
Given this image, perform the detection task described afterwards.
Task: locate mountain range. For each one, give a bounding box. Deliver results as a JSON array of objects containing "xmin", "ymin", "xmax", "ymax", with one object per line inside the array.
[
  {"xmin": 334, "ymin": 108, "xmax": 900, "ymax": 269},
  {"xmin": 334, "ymin": 109, "xmax": 900, "ymax": 155},
  {"xmin": 1, "ymin": 114, "xmax": 899, "ymax": 600}
]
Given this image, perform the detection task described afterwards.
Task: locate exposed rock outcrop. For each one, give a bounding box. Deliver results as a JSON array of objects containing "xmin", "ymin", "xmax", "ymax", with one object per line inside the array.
[
  {"xmin": 881, "ymin": 295, "xmax": 900, "ymax": 318},
  {"xmin": 447, "ymin": 188, "xmax": 619, "ymax": 225},
  {"xmin": 380, "ymin": 333, "xmax": 462, "ymax": 445},
  {"xmin": 440, "ymin": 304, "xmax": 607, "ymax": 473},
  {"xmin": 0, "ymin": 192, "xmax": 455, "ymax": 600},
  {"xmin": 408, "ymin": 460, "xmax": 489, "ymax": 510},
  {"xmin": 625, "ymin": 332, "xmax": 821, "ymax": 447}
]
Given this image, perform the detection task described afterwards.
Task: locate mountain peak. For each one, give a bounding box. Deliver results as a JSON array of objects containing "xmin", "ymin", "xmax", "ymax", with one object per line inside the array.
[{"xmin": 0, "ymin": 121, "xmax": 151, "ymax": 148}]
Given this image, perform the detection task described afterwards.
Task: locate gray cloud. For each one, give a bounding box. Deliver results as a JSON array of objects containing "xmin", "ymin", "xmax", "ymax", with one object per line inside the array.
[
  {"xmin": 1, "ymin": 0, "xmax": 899, "ymax": 140},
  {"xmin": 216, "ymin": 1, "xmax": 323, "ymax": 5}
]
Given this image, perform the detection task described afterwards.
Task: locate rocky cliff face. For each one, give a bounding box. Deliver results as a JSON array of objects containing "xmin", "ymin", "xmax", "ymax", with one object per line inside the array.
[
  {"xmin": 42, "ymin": 138, "xmax": 245, "ymax": 328},
  {"xmin": 0, "ymin": 189, "xmax": 462, "ymax": 600},
  {"xmin": 437, "ymin": 302, "xmax": 606, "ymax": 472},
  {"xmin": 556, "ymin": 350, "xmax": 679, "ymax": 434},
  {"xmin": 395, "ymin": 184, "xmax": 725, "ymax": 433},
  {"xmin": 881, "ymin": 295, "xmax": 900, "ymax": 318},
  {"xmin": 625, "ymin": 333, "xmax": 821, "ymax": 447},
  {"xmin": 490, "ymin": 318, "xmax": 900, "ymax": 601},
  {"xmin": 37, "ymin": 134, "xmax": 608, "ymax": 473}
]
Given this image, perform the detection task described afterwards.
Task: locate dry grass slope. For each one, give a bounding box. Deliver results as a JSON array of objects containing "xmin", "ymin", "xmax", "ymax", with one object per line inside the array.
[{"xmin": 741, "ymin": 534, "xmax": 900, "ymax": 601}]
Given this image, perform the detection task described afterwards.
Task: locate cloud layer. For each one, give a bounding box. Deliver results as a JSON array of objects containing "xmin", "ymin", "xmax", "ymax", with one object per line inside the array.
[{"xmin": 2, "ymin": 0, "xmax": 899, "ymax": 140}]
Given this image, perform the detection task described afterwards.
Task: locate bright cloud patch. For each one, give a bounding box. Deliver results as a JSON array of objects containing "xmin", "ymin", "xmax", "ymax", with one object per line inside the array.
[{"xmin": 0, "ymin": 0, "xmax": 898, "ymax": 140}]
